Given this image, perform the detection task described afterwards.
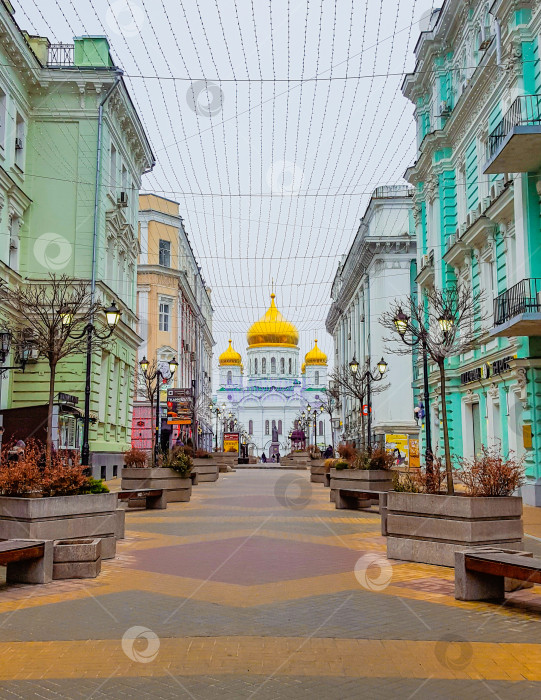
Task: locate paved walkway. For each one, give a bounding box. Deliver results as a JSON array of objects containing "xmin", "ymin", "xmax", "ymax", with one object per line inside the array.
[{"xmin": 1, "ymin": 469, "xmax": 541, "ymax": 699}]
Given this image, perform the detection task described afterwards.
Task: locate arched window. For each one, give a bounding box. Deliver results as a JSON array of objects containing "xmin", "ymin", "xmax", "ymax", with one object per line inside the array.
[
  {"xmin": 271, "ymin": 357, "xmax": 276, "ymax": 374},
  {"xmin": 288, "ymin": 358, "xmax": 292, "ymax": 374},
  {"xmin": 265, "ymin": 420, "xmax": 270, "ymax": 435},
  {"xmin": 272, "ymin": 419, "xmax": 276, "ymax": 432},
  {"xmin": 280, "ymin": 357, "xmax": 285, "ymax": 374},
  {"xmin": 262, "ymin": 358, "xmax": 267, "ymax": 374},
  {"xmin": 248, "ymin": 420, "xmax": 253, "ymax": 434},
  {"xmin": 249, "ymin": 359, "xmax": 252, "ymax": 374},
  {"xmin": 315, "ymin": 371, "xmax": 320, "ymax": 385},
  {"xmin": 227, "ymin": 370, "xmax": 232, "ymax": 385},
  {"xmin": 255, "ymin": 358, "xmax": 258, "ymax": 374},
  {"xmin": 319, "ymin": 421, "xmax": 323, "ymax": 436},
  {"xmin": 278, "ymin": 420, "xmax": 282, "ymax": 435}
]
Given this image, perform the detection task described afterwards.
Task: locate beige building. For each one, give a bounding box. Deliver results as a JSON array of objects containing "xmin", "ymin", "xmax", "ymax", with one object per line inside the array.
[{"xmin": 134, "ymin": 194, "xmax": 214, "ymax": 451}]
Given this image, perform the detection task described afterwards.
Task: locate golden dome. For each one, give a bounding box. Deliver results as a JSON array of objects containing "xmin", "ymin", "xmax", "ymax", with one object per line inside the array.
[
  {"xmin": 305, "ymin": 339, "xmax": 327, "ymax": 366},
  {"xmin": 219, "ymin": 339, "xmax": 242, "ymax": 366},
  {"xmin": 301, "ymin": 362, "xmax": 306, "ymax": 374},
  {"xmin": 247, "ymin": 294, "xmax": 299, "ymax": 348}
]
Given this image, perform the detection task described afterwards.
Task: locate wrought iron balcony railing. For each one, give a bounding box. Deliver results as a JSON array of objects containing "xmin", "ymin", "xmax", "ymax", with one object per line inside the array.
[
  {"xmin": 493, "ymin": 278, "xmax": 541, "ymax": 326},
  {"xmin": 47, "ymin": 44, "xmax": 74, "ymax": 67},
  {"xmin": 488, "ymin": 94, "xmax": 541, "ymax": 159}
]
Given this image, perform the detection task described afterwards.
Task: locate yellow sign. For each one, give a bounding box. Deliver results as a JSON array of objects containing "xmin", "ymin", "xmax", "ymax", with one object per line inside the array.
[
  {"xmin": 385, "ymin": 434, "xmax": 409, "ymax": 468},
  {"xmin": 223, "ymin": 432, "xmax": 239, "ymax": 452},
  {"xmin": 523, "ymin": 425, "xmax": 533, "ymax": 449},
  {"xmin": 409, "ymin": 438, "xmax": 420, "ymax": 469}
]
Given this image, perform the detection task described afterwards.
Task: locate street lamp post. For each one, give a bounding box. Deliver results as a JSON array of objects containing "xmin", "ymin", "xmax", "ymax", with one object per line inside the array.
[
  {"xmin": 349, "ymin": 355, "xmax": 387, "ymax": 449},
  {"xmin": 139, "ymin": 355, "xmax": 178, "ymax": 465},
  {"xmin": 60, "ymin": 302, "xmax": 121, "ymax": 466},
  {"xmin": 209, "ymin": 403, "xmax": 221, "ymax": 451}
]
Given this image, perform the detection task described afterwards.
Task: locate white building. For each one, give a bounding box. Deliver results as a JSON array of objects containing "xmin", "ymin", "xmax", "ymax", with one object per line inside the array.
[
  {"xmin": 326, "ymin": 186, "xmax": 418, "ymax": 450},
  {"xmin": 216, "ymin": 294, "xmax": 332, "ymax": 455}
]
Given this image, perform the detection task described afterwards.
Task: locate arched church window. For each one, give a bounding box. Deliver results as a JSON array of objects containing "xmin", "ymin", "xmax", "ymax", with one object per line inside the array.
[
  {"xmin": 288, "ymin": 358, "xmax": 292, "ymax": 374},
  {"xmin": 315, "ymin": 371, "xmax": 320, "ymax": 385},
  {"xmin": 272, "ymin": 419, "xmax": 276, "ymax": 432},
  {"xmin": 319, "ymin": 421, "xmax": 323, "ymax": 436},
  {"xmin": 249, "ymin": 359, "xmax": 252, "ymax": 374},
  {"xmin": 265, "ymin": 420, "xmax": 269, "ymax": 435},
  {"xmin": 271, "ymin": 357, "xmax": 276, "ymax": 374},
  {"xmin": 278, "ymin": 420, "xmax": 282, "ymax": 435},
  {"xmin": 227, "ymin": 370, "xmax": 232, "ymax": 385},
  {"xmin": 255, "ymin": 358, "xmax": 258, "ymax": 374},
  {"xmin": 280, "ymin": 358, "xmax": 285, "ymax": 374},
  {"xmin": 249, "ymin": 420, "xmax": 253, "ymax": 434},
  {"xmin": 262, "ymin": 358, "xmax": 267, "ymax": 374}
]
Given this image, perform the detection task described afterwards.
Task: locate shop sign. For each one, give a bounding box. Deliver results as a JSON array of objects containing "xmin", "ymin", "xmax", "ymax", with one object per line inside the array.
[
  {"xmin": 224, "ymin": 432, "xmax": 239, "ymax": 452},
  {"xmin": 58, "ymin": 392, "xmax": 78, "ymax": 405},
  {"xmin": 460, "ymin": 366, "xmax": 487, "ymax": 385},
  {"xmin": 409, "ymin": 439, "xmax": 420, "ymax": 469},
  {"xmin": 491, "ymin": 356, "xmax": 514, "ymax": 375}
]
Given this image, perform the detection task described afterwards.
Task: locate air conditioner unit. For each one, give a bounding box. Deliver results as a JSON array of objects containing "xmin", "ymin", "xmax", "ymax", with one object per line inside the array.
[
  {"xmin": 459, "ymin": 223, "xmax": 466, "ymax": 237},
  {"xmin": 15, "ymin": 137, "xmax": 23, "ymax": 150},
  {"xmin": 9, "ymin": 238, "xmax": 17, "ymax": 251},
  {"xmin": 466, "ymin": 212, "xmax": 473, "ymax": 227},
  {"xmin": 447, "ymin": 233, "xmax": 457, "ymax": 250},
  {"xmin": 421, "ymin": 254, "xmax": 429, "ymax": 268},
  {"xmin": 118, "ymin": 191, "xmax": 128, "ymax": 207},
  {"xmin": 440, "ymin": 101, "xmax": 451, "ymax": 116},
  {"xmin": 483, "ymin": 196, "xmax": 491, "ymax": 210}
]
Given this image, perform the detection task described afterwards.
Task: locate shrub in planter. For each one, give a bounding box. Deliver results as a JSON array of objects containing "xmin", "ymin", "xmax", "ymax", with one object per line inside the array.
[
  {"xmin": 123, "ymin": 448, "xmax": 147, "ymax": 468},
  {"xmin": 456, "ymin": 447, "xmax": 525, "ymax": 497},
  {"xmin": 163, "ymin": 447, "xmax": 193, "ymax": 478},
  {"xmin": 337, "ymin": 444, "xmax": 356, "ymax": 462},
  {"xmin": 195, "ymin": 449, "xmax": 212, "ymax": 459},
  {"xmin": 334, "ymin": 460, "xmax": 350, "ymax": 470},
  {"xmin": 324, "ymin": 458, "xmax": 337, "ymax": 471},
  {"xmin": 226, "ymin": 447, "xmax": 237, "ymax": 453},
  {"xmin": 80, "ymin": 478, "xmax": 110, "ymax": 494}
]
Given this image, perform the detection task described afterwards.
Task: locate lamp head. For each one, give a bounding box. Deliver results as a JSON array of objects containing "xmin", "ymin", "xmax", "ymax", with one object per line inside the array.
[
  {"xmin": 169, "ymin": 357, "xmax": 179, "ymax": 375},
  {"xmin": 0, "ymin": 329, "xmax": 12, "ymax": 362},
  {"xmin": 59, "ymin": 306, "xmax": 73, "ymax": 328},
  {"xmin": 377, "ymin": 357, "xmax": 388, "ymax": 376},
  {"xmin": 139, "ymin": 356, "xmax": 149, "ymax": 373},
  {"xmin": 438, "ymin": 311, "xmax": 454, "ymax": 334},
  {"xmin": 105, "ymin": 302, "xmax": 121, "ymax": 330},
  {"xmin": 349, "ymin": 356, "xmax": 359, "ymax": 375},
  {"xmin": 393, "ymin": 307, "xmax": 409, "ymax": 337}
]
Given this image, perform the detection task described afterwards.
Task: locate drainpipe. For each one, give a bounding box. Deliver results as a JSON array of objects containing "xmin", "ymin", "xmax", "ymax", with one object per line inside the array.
[
  {"xmin": 494, "ymin": 18, "xmax": 502, "ymax": 66},
  {"xmin": 81, "ymin": 72, "xmax": 122, "ymax": 468}
]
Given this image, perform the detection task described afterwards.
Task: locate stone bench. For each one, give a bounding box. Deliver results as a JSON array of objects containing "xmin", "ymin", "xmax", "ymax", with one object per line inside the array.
[
  {"xmin": 335, "ymin": 489, "xmax": 388, "ymax": 535},
  {"xmin": 455, "ymin": 547, "xmax": 540, "ymax": 601},
  {"xmin": 0, "ymin": 539, "xmax": 53, "ymax": 584},
  {"xmin": 118, "ymin": 489, "xmax": 167, "ymax": 510}
]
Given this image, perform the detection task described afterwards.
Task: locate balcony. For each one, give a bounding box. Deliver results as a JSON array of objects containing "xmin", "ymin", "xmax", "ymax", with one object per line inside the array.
[
  {"xmin": 491, "ymin": 278, "xmax": 541, "ymax": 337},
  {"xmin": 484, "ymin": 95, "xmax": 541, "ymax": 174},
  {"xmin": 415, "ymin": 249, "xmax": 435, "ymax": 287},
  {"xmin": 47, "ymin": 44, "xmax": 74, "ymax": 67}
]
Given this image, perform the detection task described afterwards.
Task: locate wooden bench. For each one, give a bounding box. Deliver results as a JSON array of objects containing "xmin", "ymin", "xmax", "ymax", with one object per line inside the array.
[
  {"xmin": 334, "ymin": 489, "xmax": 388, "ymax": 536},
  {"xmin": 455, "ymin": 547, "xmax": 540, "ymax": 601},
  {"xmin": 0, "ymin": 539, "xmax": 53, "ymax": 584},
  {"xmin": 117, "ymin": 489, "xmax": 167, "ymax": 510}
]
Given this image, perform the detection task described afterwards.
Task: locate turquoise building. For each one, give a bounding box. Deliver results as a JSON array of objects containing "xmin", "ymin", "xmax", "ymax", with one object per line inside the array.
[
  {"xmin": 0, "ymin": 2, "xmax": 154, "ymax": 477},
  {"xmin": 403, "ymin": 0, "xmax": 541, "ymax": 504}
]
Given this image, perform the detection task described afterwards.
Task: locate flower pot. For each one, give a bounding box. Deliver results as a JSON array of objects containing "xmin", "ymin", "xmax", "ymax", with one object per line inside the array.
[
  {"xmin": 121, "ymin": 467, "xmax": 192, "ymax": 503},
  {"xmin": 386, "ymin": 492, "xmax": 523, "ymax": 567},
  {"xmin": 53, "ymin": 538, "xmax": 102, "ymax": 579},
  {"xmin": 0, "ymin": 493, "xmax": 122, "ymax": 559},
  {"xmin": 192, "ymin": 459, "xmax": 219, "ymax": 482}
]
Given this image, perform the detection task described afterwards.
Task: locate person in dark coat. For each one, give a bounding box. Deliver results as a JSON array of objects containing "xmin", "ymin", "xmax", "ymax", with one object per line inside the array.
[{"xmin": 261, "ymin": 452, "xmax": 267, "ymax": 463}]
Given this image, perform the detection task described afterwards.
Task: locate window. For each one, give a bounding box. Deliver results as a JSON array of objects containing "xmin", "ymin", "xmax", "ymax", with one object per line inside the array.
[
  {"xmin": 0, "ymin": 88, "xmax": 6, "ymax": 148},
  {"xmin": 278, "ymin": 420, "xmax": 282, "ymax": 435},
  {"xmin": 262, "ymin": 358, "xmax": 267, "ymax": 374},
  {"xmin": 288, "ymin": 358, "xmax": 292, "ymax": 374},
  {"xmin": 265, "ymin": 420, "xmax": 270, "ymax": 435},
  {"xmin": 121, "ymin": 164, "xmax": 128, "ymax": 193},
  {"xmin": 227, "ymin": 370, "xmax": 232, "ymax": 385},
  {"xmin": 248, "ymin": 420, "xmax": 253, "ymax": 434},
  {"xmin": 315, "ymin": 371, "xmax": 320, "ymax": 385},
  {"xmin": 319, "ymin": 421, "xmax": 323, "ymax": 436},
  {"xmin": 159, "ymin": 239, "xmax": 171, "ymax": 267},
  {"xmin": 255, "ymin": 358, "xmax": 258, "ymax": 374},
  {"xmin": 109, "ymin": 144, "xmax": 117, "ymax": 192},
  {"xmin": 159, "ymin": 299, "xmax": 171, "ymax": 331},
  {"xmin": 229, "ymin": 420, "xmax": 234, "ymax": 431},
  {"xmin": 280, "ymin": 357, "xmax": 285, "ymax": 374},
  {"xmin": 272, "ymin": 420, "xmax": 276, "ymax": 432},
  {"xmin": 14, "ymin": 113, "xmax": 24, "ymax": 169},
  {"xmin": 271, "ymin": 357, "xmax": 276, "ymax": 374}
]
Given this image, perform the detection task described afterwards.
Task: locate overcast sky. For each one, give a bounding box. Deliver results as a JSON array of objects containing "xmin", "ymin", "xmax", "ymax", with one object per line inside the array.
[{"xmin": 17, "ymin": 0, "xmax": 435, "ymax": 383}]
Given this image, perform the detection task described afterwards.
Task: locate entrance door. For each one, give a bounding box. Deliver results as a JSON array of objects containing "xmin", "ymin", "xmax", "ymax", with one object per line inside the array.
[{"xmin": 472, "ymin": 402, "xmax": 481, "ymax": 456}]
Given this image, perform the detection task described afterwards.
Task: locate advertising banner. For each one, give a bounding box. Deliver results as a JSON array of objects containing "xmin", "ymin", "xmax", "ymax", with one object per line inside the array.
[
  {"xmin": 223, "ymin": 432, "xmax": 239, "ymax": 452},
  {"xmin": 385, "ymin": 433, "xmax": 409, "ymax": 468}
]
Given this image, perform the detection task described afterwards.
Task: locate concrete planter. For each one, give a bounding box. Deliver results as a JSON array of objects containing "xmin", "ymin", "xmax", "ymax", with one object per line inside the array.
[
  {"xmin": 121, "ymin": 467, "xmax": 192, "ymax": 503},
  {"xmin": 310, "ymin": 460, "xmax": 327, "ymax": 483},
  {"xmin": 0, "ymin": 493, "xmax": 122, "ymax": 559},
  {"xmin": 214, "ymin": 453, "xmax": 238, "ymax": 471},
  {"xmin": 193, "ymin": 459, "xmax": 219, "ymax": 482},
  {"xmin": 280, "ymin": 452, "xmax": 309, "ymax": 469},
  {"xmin": 386, "ymin": 492, "xmax": 523, "ymax": 567},
  {"xmin": 53, "ymin": 538, "xmax": 101, "ymax": 579},
  {"xmin": 330, "ymin": 468, "xmax": 393, "ymax": 506}
]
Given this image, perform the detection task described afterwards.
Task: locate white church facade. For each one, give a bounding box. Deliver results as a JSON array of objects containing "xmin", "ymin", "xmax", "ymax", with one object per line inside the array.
[{"xmin": 215, "ymin": 294, "xmax": 331, "ymax": 456}]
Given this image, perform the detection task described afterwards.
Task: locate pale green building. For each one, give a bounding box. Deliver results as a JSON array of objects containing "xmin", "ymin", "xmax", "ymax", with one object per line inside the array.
[{"xmin": 0, "ymin": 2, "xmax": 154, "ymax": 477}]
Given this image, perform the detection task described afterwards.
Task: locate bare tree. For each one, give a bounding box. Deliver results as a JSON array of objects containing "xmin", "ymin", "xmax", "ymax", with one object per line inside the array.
[
  {"xmin": 318, "ymin": 383, "xmax": 341, "ymax": 451},
  {"xmin": 136, "ymin": 358, "xmax": 159, "ymax": 456},
  {"xmin": 380, "ymin": 283, "xmax": 484, "ymax": 495},
  {"xmin": 330, "ymin": 363, "xmax": 388, "ymax": 448},
  {"xmin": 0, "ymin": 276, "xmax": 112, "ymax": 462}
]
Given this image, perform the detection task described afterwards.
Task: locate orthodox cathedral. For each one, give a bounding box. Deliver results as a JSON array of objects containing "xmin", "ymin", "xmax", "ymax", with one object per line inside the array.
[{"xmin": 216, "ymin": 293, "xmax": 331, "ymax": 456}]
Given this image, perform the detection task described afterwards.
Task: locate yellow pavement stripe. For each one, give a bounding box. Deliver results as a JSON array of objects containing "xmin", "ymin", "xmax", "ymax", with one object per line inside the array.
[{"xmin": 0, "ymin": 637, "xmax": 540, "ymax": 681}]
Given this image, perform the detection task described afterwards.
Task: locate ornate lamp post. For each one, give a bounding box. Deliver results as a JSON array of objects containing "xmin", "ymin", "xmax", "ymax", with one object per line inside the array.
[
  {"xmin": 209, "ymin": 403, "xmax": 221, "ymax": 451},
  {"xmin": 60, "ymin": 302, "xmax": 121, "ymax": 466},
  {"xmin": 139, "ymin": 355, "xmax": 178, "ymax": 465},
  {"xmin": 349, "ymin": 355, "xmax": 387, "ymax": 449}
]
